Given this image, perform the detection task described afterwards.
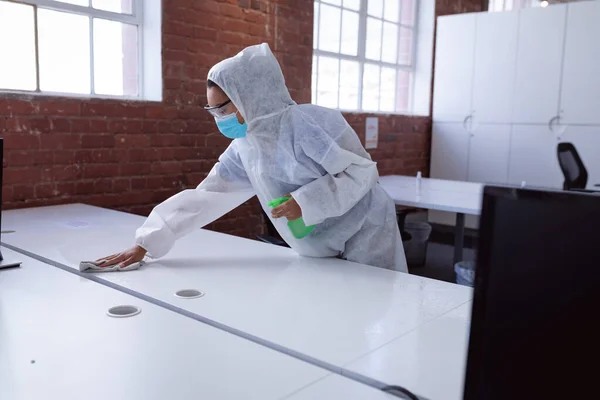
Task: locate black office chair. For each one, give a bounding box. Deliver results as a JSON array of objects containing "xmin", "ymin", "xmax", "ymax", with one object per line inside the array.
[{"xmin": 557, "ymin": 142, "xmax": 588, "ymax": 190}]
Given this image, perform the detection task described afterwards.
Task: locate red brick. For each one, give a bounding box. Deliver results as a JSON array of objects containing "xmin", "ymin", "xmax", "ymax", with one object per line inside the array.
[
  {"xmin": 151, "ymin": 161, "xmax": 182, "ymax": 175},
  {"xmin": 71, "ymin": 119, "xmax": 90, "ymax": 132},
  {"xmin": 120, "ymin": 162, "xmax": 152, "ymax": 176},
  {"xmin": 82, "ymin": 134, "xmax": 115, "ymax": 148},
  {"xmin": 4, "ymin": 118, "xmax": 31, "ymax": 133},
  {"xmin": 40, "ymin": 133, "xmax": 81, "ymax": 149},
  {"xmin": 3, "ymin": 100, "xmax": 37, "ymax": 115},
  {"xmin": 109, "ymin": 120, "xmax": 143, "ymax": 134},
  {"xmin": 39, "ymin": 101, "xmax": 80, "ymax": 116},
  {"xmin": 75, "ymin": 181, "xmax": 94, "ymax": 195},
  {"xmin": 89, "ymin": 119, "xmax": 109, "ymax": 132},
  {"xmin": 2, "ymin": 186, "xmax": 13, "ymax": 202},
  {"xmin": 52, "ymin": 150, "xmax": 75, "ymax": 165},
  {"xmin": 93, "ymin": 179, "xmax": 114, "ymax": 193},
  {"xmin": 220, "ymin": 2, "xmax": 244, "ymax": 18},
  {"xmin": 131, "ymin": 177, "xmax": 147, "ymax": 190},
  {"xmin": 114, "ymin": 178, "xmax": 131, "ymax": 192},
  {"xmin": 145, "ymin": 106, "xmax": 178, "ymax": 119},
  {"xmin": 4, "ymin": 167, "xmax": 41, "ymax": 184},
  {"xmin": 30, "ymin": 118, "xmax": 52, "ymax": 134},
  {"xmin": 42, "ymin": 165, "xmax": 82, "ymax": 181},
  {"xmin": 35, "ymin": 183, "xmax": 55, "ymax": 198},
  {"xmin": 13, "ymin": 184, "xmax": 35, "ymax": 201},
  {"xmin": 115, "ymin": 134, "xmax": 150, "ymax": 148},
  {"xmin": 83, "ymin": 164, "xmax": 119, "ymax": 179}
]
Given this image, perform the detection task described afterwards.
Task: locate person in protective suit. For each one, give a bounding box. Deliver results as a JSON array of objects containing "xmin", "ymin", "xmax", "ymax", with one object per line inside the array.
[{"xmin": 97, "ymin": 43, "xmax": 408, "ymax": 272}]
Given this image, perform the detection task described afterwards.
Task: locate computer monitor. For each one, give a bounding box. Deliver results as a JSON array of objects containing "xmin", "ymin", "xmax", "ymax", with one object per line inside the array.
[{"xmin": 464, "ymin": 186, "xmax": 599, "ymax": 400}]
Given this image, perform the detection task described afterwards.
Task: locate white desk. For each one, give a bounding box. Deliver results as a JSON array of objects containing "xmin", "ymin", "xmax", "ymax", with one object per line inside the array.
[
  {"xmin": 0, "ymin": 247, "xmax": 397, "ymax": 400},
  {"xmin": 379, "ymin": 175, "xmax": 484, "ymax": 263},
  {"xmin": 2, "ymin": 204, "xmax": 472, "ymax": 396},
  {"xmin": 347, "ymin": 302, "xmax": 472, "ymax": 400},
  {"xmin": 286, "ymin": 375, "xmax": 395, "ymax": 399}
]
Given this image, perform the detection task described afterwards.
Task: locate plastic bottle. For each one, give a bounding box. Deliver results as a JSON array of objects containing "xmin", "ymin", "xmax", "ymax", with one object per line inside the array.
[
  {"xmin": 416, "ymin": 171, "xmax": 422, "ymax": 194},
  {"xmin": 267, "ymin": 196, "xmax": 316, "ymax": 239}
]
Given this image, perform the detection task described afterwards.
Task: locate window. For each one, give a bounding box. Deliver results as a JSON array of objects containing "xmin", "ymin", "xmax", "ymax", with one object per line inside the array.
[
  {"xmin": 312, "ymin": 0, "xmax": 418, "ymax": 114},
  {"xmin": 0, "ymin": 0, "xmax": 161, "ymax": 100}
]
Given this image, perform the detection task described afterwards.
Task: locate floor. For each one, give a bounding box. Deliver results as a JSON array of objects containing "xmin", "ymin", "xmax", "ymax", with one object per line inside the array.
[
  {"xmin": 403, "ymin": 211, "xmax": 477, "ymax": 284},
  {"xmin": 408, "ymin": 242, "xmax": 476, "ymax": 283}
]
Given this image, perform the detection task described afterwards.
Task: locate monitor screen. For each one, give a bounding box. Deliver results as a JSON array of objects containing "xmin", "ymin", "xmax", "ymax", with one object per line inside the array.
[{"xmin": 464, "ymin": 187, "xmax": 599, "ymax": 400}]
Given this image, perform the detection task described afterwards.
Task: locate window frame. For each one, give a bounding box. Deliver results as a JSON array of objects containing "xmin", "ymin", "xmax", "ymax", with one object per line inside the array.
[
  {"xmin": 0, "ymin": 0, "xmax": 145, "ymax": 100},
  {"xmin": 312, "ymin": 0, "xmax": 419, "ymax": 114}
]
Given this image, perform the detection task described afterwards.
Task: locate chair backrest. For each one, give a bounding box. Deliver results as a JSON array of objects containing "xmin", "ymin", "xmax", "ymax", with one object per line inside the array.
[{"xmin": 557, "ymin": 142, "xmax": 588, "ymax": 190}]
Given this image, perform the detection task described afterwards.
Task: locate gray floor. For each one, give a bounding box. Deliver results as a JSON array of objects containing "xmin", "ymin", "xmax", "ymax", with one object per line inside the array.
[{"xmin": 407, "ymin": 242, "xmax": 476, "ymax": 284}]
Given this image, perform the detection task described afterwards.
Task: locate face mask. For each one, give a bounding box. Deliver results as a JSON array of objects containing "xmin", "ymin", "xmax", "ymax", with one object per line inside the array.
[{"xmin": 215, "ymin": 111, "xmax": 247, "ymax": 139}]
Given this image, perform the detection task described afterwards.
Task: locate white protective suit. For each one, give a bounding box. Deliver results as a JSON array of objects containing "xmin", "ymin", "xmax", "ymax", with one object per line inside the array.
[{"xmin": 135, "ymin": 43, "xmax": 408, "ymax": 272}]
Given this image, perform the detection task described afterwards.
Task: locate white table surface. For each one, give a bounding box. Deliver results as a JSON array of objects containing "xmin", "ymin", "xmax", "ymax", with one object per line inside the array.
[
  {"xmin": 379, "ymin": 175, "xmax": 483, "ymax": 215},
  {"xmin": 347, "ymin": 302, "xmax": 472, "ymax": 400},
  {"xmin": 0, "ymin": 248, "xmax": 340, "ymax": 400},
  {"xmin": 284, "ymin": 375, "xmax": 395, "ymax": 400},
  {"xmin": 2, "ymin": 204, "xmax": 472, "ymax": 389}
]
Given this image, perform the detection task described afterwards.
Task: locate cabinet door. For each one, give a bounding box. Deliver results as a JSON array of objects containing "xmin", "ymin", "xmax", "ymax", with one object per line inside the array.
[
  {"xmin": 430, "ymin": 122, "xmax": 470, "ymax": 181},
  {"xmin": 432, "ymin": 14, "xmax": 476, "ymax": 122},
  {"xmin": 508, "ymin": 125, "xmax": 563, "ymax": 189},
  {"xmin": 512, "ymin": 5, "xmax": 566, "ymax": 124},
  {"xmin": 560, "ymin": 126, "xmax": 600, "ymax": 189},
  {"xmin": 561, "ymin": 1, "xmax": 600, "ymax": 125},
  {"xmin": 467, "ymin": 124, "xmax": 511, "ymax": 185},
  {"xmin": 471, "ymin": 12, "xmax": 519, "ymax": 123}
]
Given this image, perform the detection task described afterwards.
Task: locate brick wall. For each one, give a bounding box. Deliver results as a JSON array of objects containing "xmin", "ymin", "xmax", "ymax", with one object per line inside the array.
[{"xmin": 0, "ymin": 0, "xmax": 480, "ymax": 239}]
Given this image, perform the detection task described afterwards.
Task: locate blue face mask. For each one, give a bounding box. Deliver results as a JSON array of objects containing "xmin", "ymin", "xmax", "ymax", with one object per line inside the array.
[{"xmin": 215, "ymin": 112, "xmax": 247, "ymax": 139}]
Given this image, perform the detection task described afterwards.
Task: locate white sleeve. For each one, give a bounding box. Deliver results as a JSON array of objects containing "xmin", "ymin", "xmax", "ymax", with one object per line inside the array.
[
  {"xmin": 291, "ymin": 124, "xmax": 378, "ymax": 227},
  {"xmin": 135, "ymin": 142, "xmax": 255, "ymax": 258}
]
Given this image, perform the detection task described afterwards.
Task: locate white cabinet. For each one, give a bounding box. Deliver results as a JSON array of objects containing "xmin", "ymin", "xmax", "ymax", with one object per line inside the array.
[
  {"xmin": 561, "ymin": 0, "xmax": 600, "ymax": 125},
  {"xmin": 508, "ymin": 125, "xmax": 563, "ymax": 189},
  {"xmin": 471, "ymin": 12, "xmax": 519, "ymax": 123},
  {"xmin": 512, "ymin": 5, "xmax": 566, "ymax": 124},
  {"xmin": 431, "ymin": 122, "xmax": 470, "ymax": 180},
  {"xmin": 560, "ymin": 126, "xmax": 600, "ymax": 188},
  {"xmin": 467, "ymin": 124, "xmax": 511, "ymax": 184},
  {"xmin": 432, "ymin": 14, "xmax": 476, "ymax": 122}
]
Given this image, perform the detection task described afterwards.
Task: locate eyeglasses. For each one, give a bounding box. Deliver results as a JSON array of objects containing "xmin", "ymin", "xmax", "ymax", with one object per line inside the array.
[{"xmin": 204, "ymin": 99, "xmax": 233, "ymax": 118}]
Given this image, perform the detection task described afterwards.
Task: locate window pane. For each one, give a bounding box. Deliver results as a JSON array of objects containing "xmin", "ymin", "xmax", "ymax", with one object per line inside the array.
[
  {"xmin": 396, "ymin": 69, "xmax": 410, "ymax": 112},
  {"xmin": 38, "ymin": 9, "xmax": 90, "ymax": 94},
  {"xmin": 368, "ymin": 0, "xmax": 384, "ymax": 18},
  {"xmin": 94, "ymin": 19, "xmax": 138, "ymax": 96},
  {"xmin": 400, "ymin": 0, "xmax": 415, "ymax": 25},
  {"xmin": 365, "ymin": 17, "xmax": 382, "ymax": 61},
  {"xmin": 54, "ymin": 0, "xmax": 89, "ymax": 6},
  {"xmin": 398, "ymin": 26, "xmax": 413, "ymax": 65},
  {"xmin": 0, "ymin": 2, "xmax": 36, "ymax": 91},
  {"xmin": 93, "ymin": 0, "xmax": 133, "ymax": 14},
  {"xmin": 384, "ymin": 0, "xmax": 400, "ymax": 22},
  {"xmin": 381, "ymin": 22, "xmax": 398, "ymax": 64},
  {"xmin": 362, "ymin": 63, "xmax": 380, "ymax": 111},
  {"xmin": 322, "ymin": 0, "xmax": 342, "ymax": 5},
  {"xmin": 340, "ymin": 10, "xmax": 359, "ymax": 56},
  {"xmin": 319, "ymin": 4, "xmax": 341, "ymax": 53},
  {"xmin": 343, "ymin": 0, "xmax": 361, "ymax": 11},
  {"xmin": 311, "ymin": 55, "xmax": 317, "ymax": 104},
  {"xmin": 339, "ymin": 60, "xmax": 359, "ymax": 110},
  {"xmin": 313, "ymin": 2, "xmax": 319, "ymax": 49},
  {"xmin": 379, "ymin": 67, "xmax": 396, "ymax": 112},
  {"xmin": 317, "ymin": 56, "xmax": 339, "ymax": 108}
]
